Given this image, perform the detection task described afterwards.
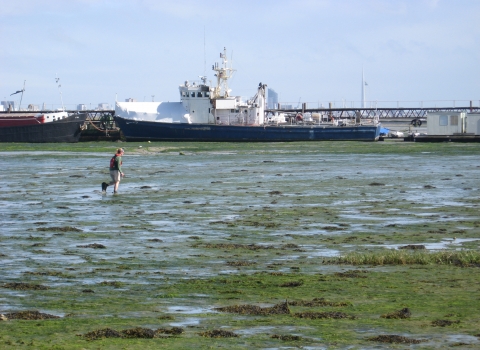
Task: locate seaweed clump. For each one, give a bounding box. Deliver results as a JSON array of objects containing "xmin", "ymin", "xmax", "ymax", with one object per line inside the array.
[
  {"xmin": 432, "ymin": 319, "xmax": 460, "ymax": 327},
  {"xmin": 226, "ymin": 260, "xmax": 256, "ymax": 267},
  {"xmin": 121, "ymin": 327, "xmax": 156, "ymax": 338},
  {"xmin": 381, "ymin": 308, "xmax": 411, "ymax": 319},
  {"xmin": 202, "ymin": 243, "xmax": 274, "ymax": 251},
  {"xmin": 83, "ymin": 327, "xmax": 184, "ymax": 340},
  {"xmin": 155, "ymin": 327, "xmax": 184, "ymax": 335},
  {"xmin": 77, "ymin": 243, "xmax": 106, "ymax": 249},
  {"xmin": 83, "ymin": 328, "xmax": 123, "ymax": 340},
  {"xmin": 280, "ymin": 280, "xmax": 304, "ymax": 287},
  {"xmin": 37, "ymin": 226, "xmax": 82, "ymax": 232},
  {"xmin": 289, "ymin": 298, "xmax": 350, "ymax": 307},
  {"xmin": 199, "ymin": 329, "xmax": 239, "ymax": 338},
  {"xmin": 2, "ymin": 282, "xmax": 48, "ymax": 290},
  {"xmin": 399, "ymin": 245, "xmax": 426, "ymax": 250},
  {"xmin": 367, "ymin": 335, "xmax": 424, "ymax": 344},
  {"xmin": 216, "ymin": 301, "xmax": 290, "ymax": 316},
  {"xmin": 3, "ymin": 311, "xmax": 60, "ymax": 320},
  {"xmin": 293, "ymin": 311, "xmax": 354, "ymax": 319},
  {"xmin": 271, "ymin": 334, "xmax": 302, "ymax": 341}
]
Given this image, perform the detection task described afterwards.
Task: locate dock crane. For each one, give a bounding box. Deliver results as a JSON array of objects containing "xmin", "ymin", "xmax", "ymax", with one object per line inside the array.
[{"xmin": 296, "ymin": 97, "xmax": 301, "ymax": 109}]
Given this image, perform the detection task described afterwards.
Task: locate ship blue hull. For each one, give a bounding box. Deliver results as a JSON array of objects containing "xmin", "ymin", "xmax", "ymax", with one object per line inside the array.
[{"xmin": 115, "ymin": 116, "xmax": 381, "ymax": 142}]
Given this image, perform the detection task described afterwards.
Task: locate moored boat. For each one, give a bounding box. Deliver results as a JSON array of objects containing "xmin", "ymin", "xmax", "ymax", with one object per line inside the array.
[
  {"xmin": 114, "ymin": 48, "xmax": 381, "ymax": 142},
  {"xmin": 0, "ymin": 111, "xmax": 88, "ymax": 143}
]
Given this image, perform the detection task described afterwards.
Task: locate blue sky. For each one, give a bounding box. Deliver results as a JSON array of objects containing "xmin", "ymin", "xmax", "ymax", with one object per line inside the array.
[{"xmin": 1, "ymin": 0, "xmax": 479, "ymax": 110}]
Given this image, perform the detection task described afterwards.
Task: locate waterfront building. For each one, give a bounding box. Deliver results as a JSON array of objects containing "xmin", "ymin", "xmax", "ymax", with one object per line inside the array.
[
  {"xmin": 1, "ymin": 101, "xmax": 15, "ymax": 111},
  {"xmin": 267, "ymin": 88, "xmax": 278, "ymax": 109},
  {"xmin": 97, "ymin": 103, "xmax": 110, "ymax": 110}
]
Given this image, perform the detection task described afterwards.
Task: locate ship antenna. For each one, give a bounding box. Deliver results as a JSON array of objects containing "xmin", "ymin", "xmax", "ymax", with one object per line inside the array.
[
  {"xmin": 55, "ymin": 74, "xmax": 65, "ymax": 111},
  {"xmin": 203, "ymin": 26, "xmax": 206, "ymax": 78},
  {"xmin": 212, "ymin": 47, "xmax": 236, "ymax": 98},
  {"xmin": 19, "ymin": 80, "xmax": 26, "ymax": 111}
]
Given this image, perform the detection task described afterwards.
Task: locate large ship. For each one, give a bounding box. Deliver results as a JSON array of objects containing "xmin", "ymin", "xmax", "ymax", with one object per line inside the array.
[
  {"xmin": 0, "ymin": 111, "xmax": 88, "ymax": 143},
  {"xmin": 114, "ymin": 48, "xmax": 381, "ymax": 142}
]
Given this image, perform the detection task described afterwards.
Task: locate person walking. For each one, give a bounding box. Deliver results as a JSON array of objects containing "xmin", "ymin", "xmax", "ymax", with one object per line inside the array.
[{"xmin": 102, "ymin": 148, "xmax": 125, "ymax": 194}]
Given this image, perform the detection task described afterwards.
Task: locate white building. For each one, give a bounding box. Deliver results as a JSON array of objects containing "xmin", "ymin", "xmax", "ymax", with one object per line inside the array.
[{"xmin": 97, "ymin": 103, "xmax": 110, "ymax": 110}]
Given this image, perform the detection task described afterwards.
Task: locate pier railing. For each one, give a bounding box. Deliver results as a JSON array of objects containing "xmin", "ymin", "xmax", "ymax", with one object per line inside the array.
[
  {"xmin": 5, "ymin": 106, "xmax": 480, "ymax": 121},
  {"xmin": 266, "ymin": 106, "xmax": 480, "ymax": 119}
]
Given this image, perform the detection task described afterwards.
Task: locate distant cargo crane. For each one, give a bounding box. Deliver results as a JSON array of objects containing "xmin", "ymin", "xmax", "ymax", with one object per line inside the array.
[{"xmin": 296, "ymin": 98, "xmax": 301, "ymax": 109}]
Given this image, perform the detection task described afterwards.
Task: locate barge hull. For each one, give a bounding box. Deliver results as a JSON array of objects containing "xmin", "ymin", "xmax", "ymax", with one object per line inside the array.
[
  {"xmin": 413, "ymin": 135, "xmax": 480, "ymax": 142},
  {"xmin": 0, "ymin": 114, "xmax": 88, "ymax": 143},
  {"xmin": 114, "ymin": 117, "xmax": 381, "ymax": 142}
]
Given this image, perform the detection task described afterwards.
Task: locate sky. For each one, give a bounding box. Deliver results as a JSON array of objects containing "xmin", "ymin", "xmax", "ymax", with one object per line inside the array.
[{"xmin": 1, "ymin": 0, "xmax": 479, "ymax": 110}]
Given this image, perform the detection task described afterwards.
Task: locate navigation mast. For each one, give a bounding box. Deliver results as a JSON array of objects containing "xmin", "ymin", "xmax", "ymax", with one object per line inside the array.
[
  {"xmin": 212, "ymin": 47, "xmax": 236, "ymax": 99},
  {"xmin": 56, "ymin": 74, "xmax": 65, "ymax": 111},
  {"xmin": 19, "ymin": 80, "xmax": 26, "ymax": 111}
]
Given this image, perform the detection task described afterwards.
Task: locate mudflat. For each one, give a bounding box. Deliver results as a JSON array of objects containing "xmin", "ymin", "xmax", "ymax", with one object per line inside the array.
[{"xmin": 1, "ymin": 141, "xmax": 479, "ymax": 349}]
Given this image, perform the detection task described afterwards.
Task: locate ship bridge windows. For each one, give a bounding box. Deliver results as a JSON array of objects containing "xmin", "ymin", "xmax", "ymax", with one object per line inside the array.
[
  {"xmin": 205, "ymin": 92, "xmax": 210, "ymax": 97},
  {"xmin": 197, "ymin": 92, "xmax": 202, "ymax": 97},
  {"xmin": 190, "ymin": 92, "xmax": 195, "ymax": 97}
]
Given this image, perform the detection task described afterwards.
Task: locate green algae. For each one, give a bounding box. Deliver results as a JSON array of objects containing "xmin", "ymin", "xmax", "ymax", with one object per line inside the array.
[
  {"xmin": 329, "ymin": 250, "xmax": 480, "ymax": 266},
  {"xmin": 0, "ymin": 139, "xmax": 479, "ymax": 156}
]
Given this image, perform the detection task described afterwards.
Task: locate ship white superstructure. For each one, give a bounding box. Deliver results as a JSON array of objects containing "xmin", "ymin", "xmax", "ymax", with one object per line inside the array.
[{"xmin": 116, "ymin": 47, "xmax": 266, "ymax": 126}]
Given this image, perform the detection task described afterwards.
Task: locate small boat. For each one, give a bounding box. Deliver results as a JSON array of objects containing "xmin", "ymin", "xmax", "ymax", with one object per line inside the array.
[
  {"xmin": 114, "ymin": 48, "xmax": 381, "ymax": 142},
  {"xmin": 0, "ymin": 111, "xmax": 88, "ymax": 143}
]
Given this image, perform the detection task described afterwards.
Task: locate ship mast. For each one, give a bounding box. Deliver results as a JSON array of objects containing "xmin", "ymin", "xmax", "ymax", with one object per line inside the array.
[
  {"xmin": 212, "ymin": 47, "xmax": 235, "ymax": 99},
  {"xmin": 19, "ymin": 80, "xmax": 26, "ymax": 111},
  {"xmin": 56, "ymin": 74, "xmax": 65, "ymax": 111}
]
